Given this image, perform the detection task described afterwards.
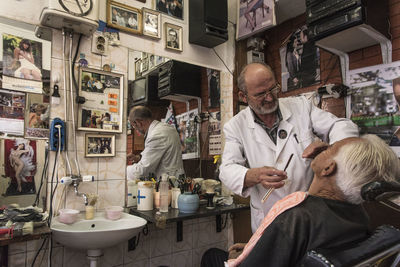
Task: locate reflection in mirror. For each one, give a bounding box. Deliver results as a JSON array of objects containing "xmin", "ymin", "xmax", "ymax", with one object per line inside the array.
[
  {"xmin": 127, "ymin": 49, "xmax": 222, "ymax": 181},
  {"xmin": 0, "ymin": 17, "xmax": 51, "ymax": 210}
]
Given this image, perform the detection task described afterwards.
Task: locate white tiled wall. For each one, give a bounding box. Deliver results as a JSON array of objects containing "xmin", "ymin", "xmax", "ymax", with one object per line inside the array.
[{"xmin": 9, "ymin": 217, "xmax": 231, "ymax": 267}]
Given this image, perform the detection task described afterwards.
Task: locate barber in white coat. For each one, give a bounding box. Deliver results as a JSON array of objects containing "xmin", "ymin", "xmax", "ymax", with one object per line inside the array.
[
  {"xmin": 126, "ymin": 106, "xmax": 184, "ymax": 179},
  {"xmin": 220, "ymin": 63, "xmax": 359, "ymax": 233}
]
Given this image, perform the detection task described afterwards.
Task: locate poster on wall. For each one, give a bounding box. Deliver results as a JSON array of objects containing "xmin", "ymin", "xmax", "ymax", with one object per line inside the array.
[
  {"xmin": 3, "ymin": 138, "xmax": 36, "ymax": 195},
  {"xmin": 0, "ymin": 89, "xmax": 25, "ymax": 136},
  {"xmin": 78, "ymin": 67, "xmax": 124, "ymax": 133},
  {"xmin": 348, "ymin": 61, "xmax": 400, "ymax": 155},
  {"xmin": 279, "ymin": 25, "xmax": 320, "ymax": 92},
  {"xmin": 207, "ymin": 69, "xmax": 220, "ymax": 108},
  {"xmin": 236, "ymin": 0, "xmax": 276, "ymax": 41},
  {"xmin": 25, "ymin": 93, "xmax": 50, "ymax": 139},
  {"xmin": 176, "ymin": 109, "xmax": 199, "ymax": 159},
  {"xmin": 0, "ymin": 21, "xmax": 51, "ymax": 94},
  {"xmin": 208, "ymin": 111, "xmax": 221, "ymax": 155}
]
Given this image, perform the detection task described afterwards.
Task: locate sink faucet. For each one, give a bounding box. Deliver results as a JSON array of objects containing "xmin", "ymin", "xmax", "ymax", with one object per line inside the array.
[{"xmin": 72, "ymin": 176, "xmax": 88, "ymax": 206}]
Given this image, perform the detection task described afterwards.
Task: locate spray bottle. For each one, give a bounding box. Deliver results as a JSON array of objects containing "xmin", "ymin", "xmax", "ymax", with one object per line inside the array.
[{"xmin": 159, "ymin": 173, "xmax": 169, "ymax": 212}]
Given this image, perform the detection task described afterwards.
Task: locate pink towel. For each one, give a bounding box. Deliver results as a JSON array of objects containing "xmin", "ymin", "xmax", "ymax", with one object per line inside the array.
[{"xmin": 227, "ymin": 191, "xmax": 308, "ymax": 267}]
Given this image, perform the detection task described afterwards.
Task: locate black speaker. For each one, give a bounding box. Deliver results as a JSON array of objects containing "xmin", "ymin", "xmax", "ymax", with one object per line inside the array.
[{"xmin": 189, "ymin": 0, "xmax": 228, "ymax": 48}]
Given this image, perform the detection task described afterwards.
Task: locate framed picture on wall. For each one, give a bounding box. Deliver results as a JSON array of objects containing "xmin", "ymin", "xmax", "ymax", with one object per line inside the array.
[
  {"xmin": 142, "ymin": 8, "xmax": 161, "ymax": 39},
  {"xmin": 135, "ymin": 59, "xmax": 142, "ymax": 78},
  {"xmin": 155, "ymin": 0, "xmax": 183, "ymax": 20},
  {"xmin": 77, "ymin": 67, "xmax": 124, "ymax": 133},
  {"xmin": 85, "ymin": 133, "xmax": 115, "ymax": 157},
  {"xmin": 106, "ymin": 0, "xmax": 142, "ymax": 35},
  {"xmin": 164, "ymin": 23, "xmax": 182, "ymax": 52}
]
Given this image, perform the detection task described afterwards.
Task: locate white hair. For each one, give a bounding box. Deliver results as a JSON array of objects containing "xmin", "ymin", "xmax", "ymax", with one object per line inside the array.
[{"xmin": 334, "ymin": 134, "xmax": 400, "ymax": 204}]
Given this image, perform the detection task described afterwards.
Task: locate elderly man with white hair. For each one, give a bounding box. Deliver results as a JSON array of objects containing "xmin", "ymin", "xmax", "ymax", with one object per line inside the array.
[{"xmin": 202, "ymin": 134, "xmax": 400, "ymax": 267}]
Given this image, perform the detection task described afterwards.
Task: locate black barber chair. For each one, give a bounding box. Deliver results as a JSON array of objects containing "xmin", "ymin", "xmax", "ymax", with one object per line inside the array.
[{"xmin": 300, "ymin": 181, "xmax": 400, "ymax": 267}]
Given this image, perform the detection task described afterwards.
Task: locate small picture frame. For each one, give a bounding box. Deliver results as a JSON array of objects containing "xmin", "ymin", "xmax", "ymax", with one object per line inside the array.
[
  {"xmin": 149, "ymin": 54, "xmax": 155, "ymax": 69},
  {"xmin": 107, "ymin": 0, "xmax": 142, "ymax": 35},
  {"xmin": 85, "ymin": 133, "xmax": 115, "ymax": 158},
  {"xmin": 135, "ymin": 59, "xmax": 142, "ymax": 78},
  {"xmin": 164, "ymin": 23, "xmax": 182, "ymax": 52},
  {"xmin": 78, "ymin": 67, "xmax": 124, "ymax": 133},
  {"xmin": 155, "ymin": 0, "xmax": 183, "ymax": 20},
  {"xmin": 141, "ymin": 58, "xmax": 149, "ymax": 73},
  {"xmin": 142, "ymin": 8, "xmax": 161, "ymax": 39}
]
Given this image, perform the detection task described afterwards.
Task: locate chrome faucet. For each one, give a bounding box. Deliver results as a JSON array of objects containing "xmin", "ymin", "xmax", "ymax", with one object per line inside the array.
[{"xmin": 72, "ymin": 176, "xmax": 88, "ymax": 206}]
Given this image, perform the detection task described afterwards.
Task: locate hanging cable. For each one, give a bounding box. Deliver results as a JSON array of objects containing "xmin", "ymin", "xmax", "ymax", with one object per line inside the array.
[
  {"xmin": 68, "ymin": 32, "xmax": 81, "ymax": 177},
  {"xmin": 32, "ymin": 144, "xmax": 49, "ymax": 207},
  {"xmin": 72, "ymin": 34, "xmax": 84, "ymax": 104},
  {"xmin": 30, "ymin": 237, "xmax": 48, "ymax": 267},
  {"xmin": 213, "ymin": 48, "xmax": 233, "ymax": 76},
  {"xmin": 62, "ymin": 29, "xmax": 72, "ymax": 176}
]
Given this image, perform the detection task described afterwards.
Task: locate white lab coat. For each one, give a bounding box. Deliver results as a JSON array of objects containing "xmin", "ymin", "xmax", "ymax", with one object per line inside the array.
[
  {"xmin": 127, "ymin": 121, "xmax": 184, "ymax": 179},
  {"xmin": 220, "ymin": 96, "xmax": 359, "ymax": 232}
]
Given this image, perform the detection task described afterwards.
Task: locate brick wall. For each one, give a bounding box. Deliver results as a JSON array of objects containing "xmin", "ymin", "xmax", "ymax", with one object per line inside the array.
[{"xmin": 234, "ymin": 0, "xmax": 400, "ymax": 118}]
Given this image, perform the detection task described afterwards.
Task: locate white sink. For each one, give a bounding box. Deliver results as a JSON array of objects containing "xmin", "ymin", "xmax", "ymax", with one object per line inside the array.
[{"xmin": 51, "ymin": 212, "xmax": 147, "ymax": 250}]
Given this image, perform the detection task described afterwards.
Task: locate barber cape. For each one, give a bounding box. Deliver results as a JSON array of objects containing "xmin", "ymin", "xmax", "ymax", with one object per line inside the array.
[{"xmin": 227, "ymin": 191, "xmax": 308, "ymax": 267}]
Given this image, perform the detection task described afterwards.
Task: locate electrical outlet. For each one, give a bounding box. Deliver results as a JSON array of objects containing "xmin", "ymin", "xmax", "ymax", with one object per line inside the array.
[
  {"xmin": 50, "ymin": 118, "xmax": 65, "ymax": 151},
  {"xmin": 91, "ymin": 32, "xmax": 108, "ymax": 56}
]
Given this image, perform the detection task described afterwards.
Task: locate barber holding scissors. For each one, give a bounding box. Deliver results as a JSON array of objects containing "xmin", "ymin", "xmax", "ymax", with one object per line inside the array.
[{"xmin": 219, "ymin": 63, "xmax": 359, "ymax": 233}]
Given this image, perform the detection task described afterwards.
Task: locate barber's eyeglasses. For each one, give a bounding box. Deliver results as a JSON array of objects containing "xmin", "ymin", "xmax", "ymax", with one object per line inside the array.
[{"xmin": 249, "ymin": 83, "xmax": 281, "ymax": 100}]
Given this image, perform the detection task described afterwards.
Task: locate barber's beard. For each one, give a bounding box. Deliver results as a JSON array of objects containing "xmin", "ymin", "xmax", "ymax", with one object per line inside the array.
[{"xmin": 248, "ymin": 99, "xmax": 278, "ymax": 115}]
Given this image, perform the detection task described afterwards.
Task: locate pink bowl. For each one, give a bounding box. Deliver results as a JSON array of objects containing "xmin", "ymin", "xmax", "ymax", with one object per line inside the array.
[
  {"xmin": 105, "ymin": 206, "xmax": 123, "ymax": 220},
  {"xmin": 58, "ymin": 209, "xmax": 79, "ymax": 224}
]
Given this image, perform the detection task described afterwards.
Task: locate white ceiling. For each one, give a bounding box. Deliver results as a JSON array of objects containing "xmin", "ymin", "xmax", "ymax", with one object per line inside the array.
[{"xmin": 275, "ymin": 0, "xmax": 306, "ymax": 24}]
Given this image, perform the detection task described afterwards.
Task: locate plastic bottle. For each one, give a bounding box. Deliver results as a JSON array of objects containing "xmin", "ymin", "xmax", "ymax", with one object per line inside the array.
[{"xmin": 159, "ymin": 174, "xmax": 169, "ymax": 212}]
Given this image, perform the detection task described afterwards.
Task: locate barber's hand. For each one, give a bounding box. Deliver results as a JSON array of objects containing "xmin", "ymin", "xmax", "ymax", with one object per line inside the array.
[
  {"xmin": 127, "ymin": 153, "xmax": 141, "ymax": 163},
  {"xmin": 302, "ymin": 140, "xmax": 329, "ymax": 159},
  {"xmin": 228, "ymin": 243, "xmax": 247, "ymax": 260},
  {"xmin": 244, "ymin": 167, "xmax": 287, "ymax": 189}
]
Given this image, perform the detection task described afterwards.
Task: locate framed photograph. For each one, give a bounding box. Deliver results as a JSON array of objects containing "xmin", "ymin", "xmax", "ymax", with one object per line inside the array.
[
  {"xmin": 141, "ymin": 58, "xmax": 149, "ymax": 73},
  {"xmin": 142, "ymin": 8, "xmax": 161, "ymax": 39},
  {"xmin": 106, "ymin": 0, "xmax": 142, "ymax": 35},
  {"xmin": 85, "ymin": 133, "xmax": 115, "ymax": 158},
  {"xmin": 0, "ymin": 21, "xmax": 51, "ymax": 94},
  {"xmin": 236, "ymin": 0, "xmax": 276, "ymax": 40},
  {"xmin": 0, "ymin": 89, "xmax": 25, "ymax": 136},
  {"xmin": 155, "ymin": 55, "xmax": 164, "ymax": 65},
  {"xmin": 25, "ymin": 93, "xmax": 50, "ymax": 139},
  {"xmin": 135, "ymin": 59, "xmax": 142, "ymax": 78},
  {"xmin": 155, "ymin": 0, "xmax": 183, "ymax": 20},
  {"xmin": 164, "ymin": 23, "xmax": 182, "ymax": 52},
  {"xmin": 78, "ymin": 67, "xmax": 124, "ymax": 133},
  {"xmin": 149, "ymin": 54, "xmax": 155, "ymax": 69}
]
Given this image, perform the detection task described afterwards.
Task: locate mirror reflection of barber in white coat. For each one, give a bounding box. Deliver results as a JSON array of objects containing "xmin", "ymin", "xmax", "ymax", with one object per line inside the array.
[
  {"xmin": 220, "ymin": 63, "xmax": 359, "ymax": 233},
  {"xmin": 126, "ymin": 106, "xmax": 184, "ymax": 180}
]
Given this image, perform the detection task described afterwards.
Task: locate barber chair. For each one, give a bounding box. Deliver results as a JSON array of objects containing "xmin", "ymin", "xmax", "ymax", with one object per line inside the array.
[{"xmin": 300, "ymin": 181, "xmax": 400, "ymax": 267}]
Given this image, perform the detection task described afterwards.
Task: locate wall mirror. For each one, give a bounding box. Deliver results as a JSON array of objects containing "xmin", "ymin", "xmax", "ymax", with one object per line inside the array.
[
  {"xmin": 126, "ymin": 49, "xmax": 222, "ymax": 179},
  {"xmin": 0, "ymin": 16, "xmax": 51, "ymax": 210}
]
